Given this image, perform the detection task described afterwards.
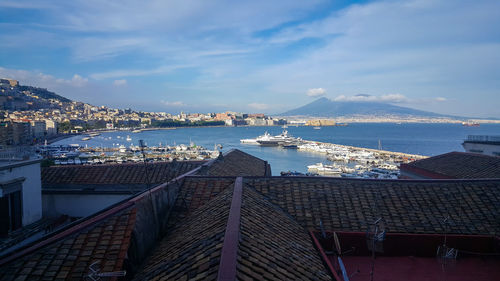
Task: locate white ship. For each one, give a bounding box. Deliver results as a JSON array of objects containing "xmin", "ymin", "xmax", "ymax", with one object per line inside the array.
[{"xmin": 240, "ymin": 131, "xmax": 272, "ymax": 144}]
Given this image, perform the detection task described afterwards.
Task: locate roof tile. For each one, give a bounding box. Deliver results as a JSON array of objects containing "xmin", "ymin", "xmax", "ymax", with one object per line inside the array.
[
  {"xmin": 0, "ymin": 207, "xmax": 136, "ymax": 280},
  {"xmin": 245, "ymin": 177, "xmax": 500, "ymax": 235},
  {"xmin": 401, "ymin": 152, "xmax": 500, "ymax": 178}
]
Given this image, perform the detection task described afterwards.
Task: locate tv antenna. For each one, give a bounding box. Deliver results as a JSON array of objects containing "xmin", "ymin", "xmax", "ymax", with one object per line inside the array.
[
  {"xmin": 366, "ymin": 217, "xmax": 386, "ymax": 281},
  {"xmin": 139, "ymin": 140, "xmax": 159, "ymax": 234},
  {"xmin": 436, "ymin": 216, "xmax": 458, "ymax": 265},
  {"xmin": 86, "ymin": 261, "xmax": 126, "ymax": 281}
]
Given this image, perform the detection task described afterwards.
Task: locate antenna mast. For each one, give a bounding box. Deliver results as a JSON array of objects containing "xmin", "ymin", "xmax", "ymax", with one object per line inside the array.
[{"xmin": 86, "ymin": 261, "xmax": 126, "ymax": 281}]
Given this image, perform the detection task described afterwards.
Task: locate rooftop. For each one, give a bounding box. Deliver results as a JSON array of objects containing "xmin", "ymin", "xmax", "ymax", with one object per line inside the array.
[
  {"xmin": 42, "ymin": 160, "xmax": 204, "ymax": 186},
  {"xmin": 400, "ymin": 151, "xmax": 500, "ymax": 179},
  {"xmin": 313, "ymin": 231, "xmax": 500, "ymax": 281},
  {"xmin": 0, "ymin": 149, "xmax": 499, "ymax": 280}
]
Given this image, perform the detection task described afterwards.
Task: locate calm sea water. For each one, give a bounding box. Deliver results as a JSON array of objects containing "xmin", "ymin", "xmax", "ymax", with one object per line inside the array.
[{"xmin": 54, "ymin": 123, "xmax": 500, "ymax": 175}]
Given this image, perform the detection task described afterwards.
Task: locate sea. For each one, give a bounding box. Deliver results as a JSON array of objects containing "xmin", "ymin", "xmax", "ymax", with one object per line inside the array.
[{"xmin": 53, "ymin": 123, "xmax": 500, "ymax": 175}]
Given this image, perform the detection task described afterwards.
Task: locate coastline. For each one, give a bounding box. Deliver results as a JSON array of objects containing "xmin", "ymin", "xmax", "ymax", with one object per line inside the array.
[{"xmin": 46, "ymin": 133, "xmax": 80, "ymax": 144}]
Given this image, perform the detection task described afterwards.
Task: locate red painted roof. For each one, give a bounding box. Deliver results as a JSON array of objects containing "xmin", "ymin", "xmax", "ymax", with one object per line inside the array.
[{"xmin": 313, "ymin": 231, "xmax": 500, "ymax": 281}]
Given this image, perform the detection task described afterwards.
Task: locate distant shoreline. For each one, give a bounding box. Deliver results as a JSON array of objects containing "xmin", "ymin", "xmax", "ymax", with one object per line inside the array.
[{"xmin": 49, "ymin": 120, "xmax": 500, "ymax": 144}]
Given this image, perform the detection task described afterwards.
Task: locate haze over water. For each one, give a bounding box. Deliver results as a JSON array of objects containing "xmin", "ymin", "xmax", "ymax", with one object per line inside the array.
[{"xmin": 54, "ymin": 123, "xmax": 500, "ymax": 175}]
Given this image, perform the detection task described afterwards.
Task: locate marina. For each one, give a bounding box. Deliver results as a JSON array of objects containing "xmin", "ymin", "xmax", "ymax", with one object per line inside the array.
[
  {"xmin": 51, "ymin": 123, "xmax": 500, "ymax": 175},
  {"xmin": 38, "ymin": 142, "xmax": 219, "ymax": 165},
  {"xmin": 240, "ymin": 129, "xmax": 425, "ymax": 178}
]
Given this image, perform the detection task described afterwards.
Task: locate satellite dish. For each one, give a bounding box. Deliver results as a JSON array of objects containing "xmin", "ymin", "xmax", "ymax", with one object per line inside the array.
[
  {"xmin": 337, "ymin": 257, "xmax": 350, "ymax": 281},
  {"xmin": 334, "ymin": 231, "xmax": 342, "ymax": 255}
]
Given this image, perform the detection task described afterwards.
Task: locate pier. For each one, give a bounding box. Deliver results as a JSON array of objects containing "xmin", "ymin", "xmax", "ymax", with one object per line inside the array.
[
  {"xmin": 303, "ymin": 140, "xmax": 427, "ymax": 161},
  {"xmin": 295, "ymin": 140, "xmax": 427, "ymax": 178}
]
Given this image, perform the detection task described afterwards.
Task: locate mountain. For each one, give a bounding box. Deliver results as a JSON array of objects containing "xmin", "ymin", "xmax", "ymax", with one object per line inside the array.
[{"xmin": 279, "ymin": 97, "xmax": 453, "ymax": 118}]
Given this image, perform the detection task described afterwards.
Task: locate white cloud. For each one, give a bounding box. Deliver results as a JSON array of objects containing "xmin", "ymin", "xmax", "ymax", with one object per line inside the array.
[
  {"xmin": 1, "ymin": 0, "xmax": 499, "ymax": 117},
  {"xmin": 113, "ymin": 79, "xmax": 127, "ymax": 86},
  {"xmin": 0, "ymin": 67, "xmax": 88, "ymax": 88},
  {"xmin": 161, "ymin": 100, "xmax": 185, "ymax": 107},
  {"xmin": 334, "ymin": 94, "xmax": 409, "ymax": 103},
  {"xmin": 306, "ymin": 88, "xmax": 326, "ymax": 97},
  {"xmin": 61, "ymin": 74, "xmax": 88, "ymax": 87},
  {"xmin": 90, "ymin": 64, "xmax": 190, "ymax": 80},
  {"xmin": 435, "ymin": 97, "xmax": 447, "ymax": 102},
  {"xmin": 248, "ymin": 103, "xmax": 270, "ymax": 111}
]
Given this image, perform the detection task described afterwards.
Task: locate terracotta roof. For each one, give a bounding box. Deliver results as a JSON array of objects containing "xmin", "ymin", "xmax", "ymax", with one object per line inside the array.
[
  {"xmin": 133, "ymin": 187, "xmax": 234, "ymax": 280},
  {"xmin": 0, "ymin": 207, "xmax": 136, "ymax": 280},
  {"xmin": 198, "ymin": 149, "xmax": 271, "ymax": 177},
  {"xmin": 237, "ymin": 186, "xmax": 332, "ymax": 280},
  {"xmin": 245, "ymin": 177, "xmax": 500, "ymax": 235},
  {"xmin": 42, "ymin": 161, "xmax": 203, "ymax": 186},
  {"xmin": 167, "ymin": 176, "xmax": 235, "ymax": 228},
  {"xmin": 400, "ymin": 152, "xmax": 500, "ymax": 179},
  {"xmin": 136, "ymin": 180, "xmax": 331, "ymax": 281},
  {"xmin": 3, "ymin": 149, "xmax": 500, "ymax": 280},
  {"xmin": 0, "ymin": 216, "xmax": 68, "ymax": 255}
]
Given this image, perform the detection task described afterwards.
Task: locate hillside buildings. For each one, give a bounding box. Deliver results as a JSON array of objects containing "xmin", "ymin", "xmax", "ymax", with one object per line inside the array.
[{"xmin": 1, "ymin": 79, "xmax": 290, "ymax": 145}]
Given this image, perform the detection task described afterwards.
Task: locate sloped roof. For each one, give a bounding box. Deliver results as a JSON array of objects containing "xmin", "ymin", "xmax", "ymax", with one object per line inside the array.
[
  {"xmin": 237, "ymin": 186, "xmax": 332, "ymax": 280},
  {"xmin": 199, "ymin": 149, "xmax": 271, "ymax": 177},
  {"xmin": 0, "ymin": 207, "xmax": 136, "ymax": 280},
  {"xmin": 2, "ymin": 149, "xmax": 500, "ymax": 280},
  {"xmin": 167, "ymin": 176, "xmax": 236, "ymax": 228},
  {"xmin": 245, "ymin": 177, "xmax": 500, "ymax": 235},
  {"xmin": 400, "ymin": 151, "xmax": 500, "ymax": 179},
  {"xmin": 135, "ymin": 181, "xmax": 331, "ymax": 281},
  {"xmin": 42, "ymin": 161, "xmax": 203, "ymax": 186},
  {"xmin": 133, "ymin": 187, "xmax": 234, "ymax": 280}
]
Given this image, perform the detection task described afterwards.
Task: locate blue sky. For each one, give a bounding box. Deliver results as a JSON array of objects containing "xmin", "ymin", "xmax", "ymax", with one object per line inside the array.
[{"xmin": 0, "ymin": 0, "xmax": 499, "ymax": 117}]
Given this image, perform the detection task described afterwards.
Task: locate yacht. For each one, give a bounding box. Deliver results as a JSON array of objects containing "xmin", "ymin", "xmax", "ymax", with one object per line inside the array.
[
  {"xmin": 126, "ymin": 135, "xmax": 132, "ymax": 142},
  {"xmin": 257, "ymin": 130, "xmax": 298, "ymax": 146},
  {"xmin": 118, "ymin": 145, "xmax": 127, "ymax": 153},
  {"xmin": 307, "ymin": 163, "xmax": 342, "ymax": 176},
  {"xmin": 240, "ymin": 131, "xmax": 272, "ymax": 144}
]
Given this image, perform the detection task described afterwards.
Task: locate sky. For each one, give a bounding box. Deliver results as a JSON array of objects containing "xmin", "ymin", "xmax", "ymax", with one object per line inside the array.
[{"xmin": 0, "ymin": 0, "xmax": 499, "ymax": 118}]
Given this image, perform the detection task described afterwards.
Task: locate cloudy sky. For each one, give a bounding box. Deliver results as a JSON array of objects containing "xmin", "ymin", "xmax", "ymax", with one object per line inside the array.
[{"xmin": 0, "ymin": 0, "xmax": 499, "ymax": 117}]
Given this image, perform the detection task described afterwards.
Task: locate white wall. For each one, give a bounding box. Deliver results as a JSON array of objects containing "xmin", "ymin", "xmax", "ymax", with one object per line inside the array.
[
  {"xmin": 0, "ymin": 160, "xmax": 42, "ymax": 226},
  {"xmin": 42, "ymin": 193, "xmax": 131, "ymax": 218}
]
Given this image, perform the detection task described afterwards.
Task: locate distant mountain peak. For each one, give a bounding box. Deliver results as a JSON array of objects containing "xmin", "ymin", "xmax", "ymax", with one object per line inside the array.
[{"xmin": 279, "ymin": 97, "xmax": 452, "ymax": 118}]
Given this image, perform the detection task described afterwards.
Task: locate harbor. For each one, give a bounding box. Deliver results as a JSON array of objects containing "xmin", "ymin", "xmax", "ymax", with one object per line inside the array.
[
  {"xmin": 241, "ymin": 129, "xmax": 427, "ymax": 178},
  {"xmin": 38, "ymin": 142, "xmax": 219, "ymax": 165},
  {"xmin": 50, "ymin": 123, "xmax": 499, "ymax": 175},
  {"xmin": 297, "ymin": 140, "xmax": 426, "ymax": 178}
]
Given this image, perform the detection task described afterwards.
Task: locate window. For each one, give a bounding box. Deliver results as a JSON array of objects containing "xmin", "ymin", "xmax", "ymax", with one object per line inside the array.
[{"xmin": 0, "ymin": 178, "xmax": 24, "ymax": 236}]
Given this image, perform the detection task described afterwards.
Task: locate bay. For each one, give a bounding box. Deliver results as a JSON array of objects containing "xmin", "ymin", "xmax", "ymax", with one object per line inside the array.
[{"xmin": 54, "ymin": 123, "xmax": 500, "ymax": 175}]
